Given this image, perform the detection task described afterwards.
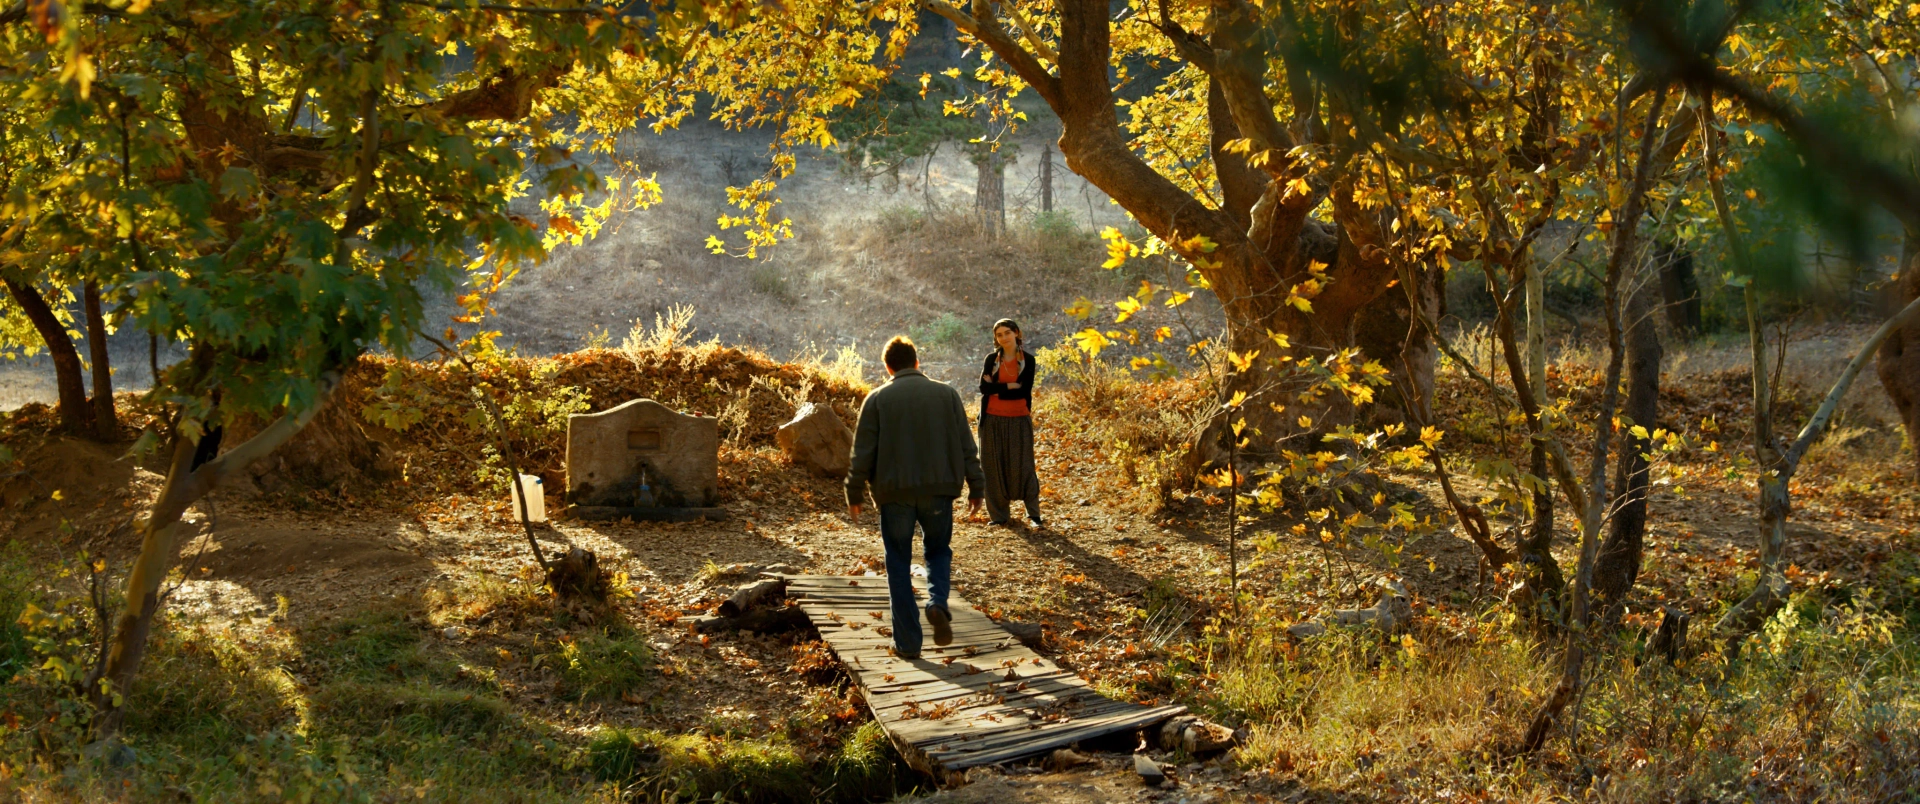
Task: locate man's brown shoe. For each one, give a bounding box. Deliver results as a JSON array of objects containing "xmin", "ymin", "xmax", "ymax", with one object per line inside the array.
[{"xmin": 926, "ymin": 604, "xmax": 953, "ymax": 646}]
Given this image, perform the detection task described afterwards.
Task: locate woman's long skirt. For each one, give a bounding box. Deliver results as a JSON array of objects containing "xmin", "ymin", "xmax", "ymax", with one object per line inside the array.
[{"xmin": 980, "ymin": 413, "xmax": 1041, "ymax": 524}]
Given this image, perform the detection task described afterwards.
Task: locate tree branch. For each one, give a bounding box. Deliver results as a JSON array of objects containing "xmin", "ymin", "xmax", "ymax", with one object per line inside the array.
[
  {"xmin": 1626, "ymin": 8, "xmax": 1920, "ymax": 228},
  {"xmin": 1415, "ymin": 305, "xmax": 1589, "ymax": 516},
  {"xmin": 922, "ymin": 0, "xmax": 1061, "ymax": 108},
  {"xmin": 175, "ymin": 371, "xmax": 344, "ymax": 504},
  {"xmin": 1208, "ymin": 1, "xmax": 1295, "ymax": 172},
  {"xmin": 1002, "ymin": 2, "xmax": 1058, "ymax": 66},
  {"xmin": 397, "ymin": 0, "xmax": 614, "ymax": 14},
  {"xmin": 1208, "ymin": 76, "xmax": 1266, "ymax": 228},
  {"xmin": 1148, "ymin": 0, "xmax": 1214, "ymax": 73},
  {"xmin": 1784, "ymin": 294, "xmax": 1920, "ymax": 469}
]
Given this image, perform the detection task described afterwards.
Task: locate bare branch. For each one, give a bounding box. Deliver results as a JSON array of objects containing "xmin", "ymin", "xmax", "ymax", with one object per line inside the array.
[{"xmin": 1785, "ymin": 294, "xmax": 1920, "ymax": 468}]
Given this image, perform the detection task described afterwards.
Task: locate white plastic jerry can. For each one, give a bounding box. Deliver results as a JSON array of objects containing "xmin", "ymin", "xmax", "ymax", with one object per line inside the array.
[{"xmin": 510, "ymin": 474, "xmax": 547, "ymax": 523}]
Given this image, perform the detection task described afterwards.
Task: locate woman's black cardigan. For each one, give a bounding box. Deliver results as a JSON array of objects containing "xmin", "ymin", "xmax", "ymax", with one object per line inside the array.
[{"xmin": 978, "ymin": 349, "xmax": 1037, "ymax": 418}]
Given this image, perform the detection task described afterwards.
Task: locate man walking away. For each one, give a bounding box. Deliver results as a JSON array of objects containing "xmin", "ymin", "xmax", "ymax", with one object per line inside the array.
[{"xmin": 846, "ymin": 336, "xmax": 985, "ymax": 659}]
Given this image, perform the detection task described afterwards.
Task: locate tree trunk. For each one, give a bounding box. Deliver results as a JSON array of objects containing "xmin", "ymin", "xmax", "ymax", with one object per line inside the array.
[
  {"xmin": 1522, "ymin": 83, "xmax": 1670, "ymax": 755},
  {"xmin": 91, "ymin": 370, "xmax": 343, "ymax": 735},
  {"xmin": 84, "ymin": 280, "xmax": 118, "ymax": 440},
  {"xmin": 1594, "ymin": 279, "xmax": 1663, "ymax": 616},
  {"xmin": 1478, "ymin": 251, "xmax": 1566, "ymax": 602},
  {"xmin": 1195, "ymin": 238, "xmax": 1431, "ymax": 468},
  {"xmin": 1656, "ymin": 242, "xmax": 1702, "ymax": 339},
  {"xmin": 974, "ymin": 147, "xmax": 1005, "ymax": 238},
  {"xmin": 1877, "ymin": 230, "xmax": 1919, "ymax": 482},
  {"xmin": 1518, "ymin": 246, "xmax": 1560, "ymax": 611},
  {"xmin": 1039, "ymin": 143, "xmax": 1054, "ymax": 213},
  {"xmin": 3, "ymin": 275, "xmax": 93, "ymax": 433},
  {"xmin": 1700, "ymin": 95, "xmax": 1794, "ymax": 651}
]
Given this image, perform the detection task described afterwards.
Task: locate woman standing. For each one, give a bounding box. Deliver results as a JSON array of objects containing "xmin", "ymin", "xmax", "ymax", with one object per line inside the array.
[{"xmin": 978, "ymin": 318, "xmax": 1042, "ymax": 527}]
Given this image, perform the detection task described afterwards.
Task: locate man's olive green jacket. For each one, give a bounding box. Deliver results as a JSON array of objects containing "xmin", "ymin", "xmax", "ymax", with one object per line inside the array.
[{"xmin": 844, "ymin": 369, "xmax": 986, "ymax": 506}]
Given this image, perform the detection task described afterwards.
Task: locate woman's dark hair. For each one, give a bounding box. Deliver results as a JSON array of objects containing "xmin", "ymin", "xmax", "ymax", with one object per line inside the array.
[{"xmin": 992, "ymin": 318, "xmax": 1023, "ymax": 351}]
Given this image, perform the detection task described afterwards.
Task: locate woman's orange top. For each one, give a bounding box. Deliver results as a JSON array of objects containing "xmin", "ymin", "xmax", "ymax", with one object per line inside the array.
[{"xmin": 984, "ymin": 357, "xmax": 1029, "ymax": 417}]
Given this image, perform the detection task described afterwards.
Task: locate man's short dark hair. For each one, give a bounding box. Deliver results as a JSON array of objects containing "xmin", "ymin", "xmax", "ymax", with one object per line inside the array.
[{"xmin": 883, "ymin": 336, "xmax": 918, "ymax": 372}]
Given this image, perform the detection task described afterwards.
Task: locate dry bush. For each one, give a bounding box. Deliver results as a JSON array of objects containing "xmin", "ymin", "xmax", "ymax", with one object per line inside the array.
[
  {"xmin": 329, "ymin": 325, "xmax": 868, "ymax": 501},
  {"xmin": 1223, "ymin": 627, "xmax": 1546, "ymax": 786},
  {"xmin": 1205, "ymin": 592, "xmax": 1920, "ymax": 801},
  {"xmin": 1032, "ymin": 339, "xmax": 1213, "ymax": 509}
]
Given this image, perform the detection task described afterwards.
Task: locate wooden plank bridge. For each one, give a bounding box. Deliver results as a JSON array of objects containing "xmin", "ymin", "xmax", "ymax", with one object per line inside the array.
[{"xmin": 780, "ymin": 574, "xmax": 1187, "ymax": 776}]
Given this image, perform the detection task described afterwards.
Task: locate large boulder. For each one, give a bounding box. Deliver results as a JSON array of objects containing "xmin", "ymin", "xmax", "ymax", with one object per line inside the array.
[
  {"xmin": 775, "ymin": 403, "xmax": 852, "ymax": 477},
  {"xmin": 566, "ymin": 399, "xmax": 718, "ymax": 507}
]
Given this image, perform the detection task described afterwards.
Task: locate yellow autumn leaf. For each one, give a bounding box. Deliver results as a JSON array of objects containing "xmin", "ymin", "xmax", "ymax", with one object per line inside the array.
[
  {"xmin": 1073, "ymin": 328, "xmax": 1112, "ymax": 358},
  {"xmin": 1227, "ymin": 349, "xmax": 1258, "ymax": 372},
  {"xmin": 1099, "ymin": 226, "xmax": 1135, "ymax": 269}
]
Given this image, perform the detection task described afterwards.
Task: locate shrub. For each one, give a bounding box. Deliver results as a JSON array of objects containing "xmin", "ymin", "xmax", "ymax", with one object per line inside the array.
[
  {"xmin": 875, "ymin": 205, "xmax": 926, "ymax": 239},
  {"xmin": 908, "ymin": 312, "xmax": 971, "ymax": 356},
  {"xmin": 1024, "ymin": 210, "xmax": 1102, "ymax": 273},
  {"xmin": 1033, "ymin": 339, "xmax": 1212, "ymax": 507},
  {"xmin": 0, "ymin": 548, "xmax": 35, "ymax": 683},
  {"xmin": 550, "ymin": 629, "xmax": 653, "ymax": 702}
]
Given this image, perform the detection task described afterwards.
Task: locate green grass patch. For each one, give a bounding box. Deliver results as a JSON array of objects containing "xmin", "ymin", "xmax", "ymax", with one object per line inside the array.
[
  {"xmin": 550, "ymin": 628, "xmax": 653, "ymax": 702},
  {"xmin": 589, "ymin": 720, "xmax": 917, "ymax": 803},
  {"xmin": 125, "ymin": 624, "xmax": 303, "ymax": 751},
  {"xmin": 303, "ymin": 603, "xmax": 468, "ymax": 687},
  {"xmin": 310, "ymin": 680, "xmax": 515, "ymax": 742},
  {"xmin": 424, "ymin": 570, "xmax": 552, "ymax": 629}
]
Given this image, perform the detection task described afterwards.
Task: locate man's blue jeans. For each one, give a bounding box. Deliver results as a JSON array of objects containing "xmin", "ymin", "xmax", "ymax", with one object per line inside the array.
[{"xmin": 879, "ymin": 496, "xmax": 954, "ymax": 656}]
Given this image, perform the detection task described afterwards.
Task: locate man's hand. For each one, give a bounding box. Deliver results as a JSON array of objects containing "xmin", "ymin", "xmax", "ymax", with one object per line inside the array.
[
  {"xmin": 967, "ymin": 498, "xmax": 982, "ymax": 517},
  {"xmin": 848, "ymin": 504, "xmax": 863, "ymax": 519}
]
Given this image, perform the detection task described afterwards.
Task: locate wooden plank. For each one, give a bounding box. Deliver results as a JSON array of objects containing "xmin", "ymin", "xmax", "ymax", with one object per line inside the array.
[
  {"xmin": 870, "ymin": 684, "xmax": 1099, "ymax": 718},
  {"xmin": 930, "ymin": 705, "xmax": 1189, "ymax": 768},
  {"xmin": 920, "ymin": 703, "xmax": 1185, "ymax": 757},
  {"xmin": 783, "ymin": 575, "xmax": 1185, "ymax": 775},
  {"xmin": 864, "ymin": 670, "xmax": 1080, "ymax": 701}
]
